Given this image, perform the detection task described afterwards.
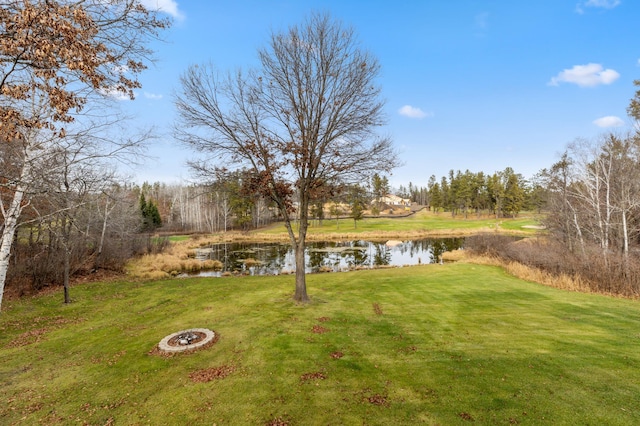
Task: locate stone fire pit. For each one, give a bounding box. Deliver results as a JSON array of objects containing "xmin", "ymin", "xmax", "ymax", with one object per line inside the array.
[{"xmin": 157, "ymin": 328, "xmax": 216, "ymax": 354}]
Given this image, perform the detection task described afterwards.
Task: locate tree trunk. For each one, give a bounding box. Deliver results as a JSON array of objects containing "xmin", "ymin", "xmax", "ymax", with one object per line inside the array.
[
  {"xmin": 293, "ymin": 241, "xmax": 308, "ymax": 302},
  {"xmin": 291, "ymin": 189, "xmax": 310, "ymax": 303},
  {"xmin": 622, "ymin": 208, "xmax": 629, "ymax": 273},
  {"xmin": 61, "ymin": 214, "xmax": 72, "ymax": 304},
  {"xmin": 63, "ymin": 247, "xmax": 71, "ymax": 304},
  {"xmin": 0, "ymin": 184, "xmax": 26, "ymax": 313},
  {"xmin": 0, "ymin": 146, "xmax": 33, "ymax": 313},
  {"xmin": 97, "ymin": 197, "xmax": 110, "ymax": 262}
]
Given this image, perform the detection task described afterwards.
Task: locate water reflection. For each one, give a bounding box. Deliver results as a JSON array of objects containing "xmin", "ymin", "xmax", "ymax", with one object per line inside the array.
[{"xmin": 190, "ymin": 238, "xmax": 464, "ymax": 277}]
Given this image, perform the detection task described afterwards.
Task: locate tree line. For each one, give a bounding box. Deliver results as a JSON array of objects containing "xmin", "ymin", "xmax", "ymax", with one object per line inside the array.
[{"xmin": 398, "ymin": 167, "xmax": 544, "ymax": 218}]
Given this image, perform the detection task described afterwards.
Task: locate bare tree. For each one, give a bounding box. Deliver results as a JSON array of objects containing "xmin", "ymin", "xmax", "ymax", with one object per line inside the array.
[
  {"xmin": 1, "ymin": 113, "xmax": 148, "ymax": 302},
  {"xmin": 38, "ymin": 128, "xmax": 145, "ymax": 303},
  {"xmin": 546, "ymin": 133, "xmax": 640, "ymax": 264},
  {"xmin": 175, "ymin": 13, "xmax": 398, "ymax": 302},
  {"xmin": 0, "ymin": 0, "xmax": 168, "ymax": 311}
]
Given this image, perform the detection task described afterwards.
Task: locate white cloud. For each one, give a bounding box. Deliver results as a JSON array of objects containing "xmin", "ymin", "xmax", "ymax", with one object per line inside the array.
[
  {"xmin": 144, "ymin": 92, "xmax": 163, "ymax": 100},
  {"xmin": 593, "ymin": 116, "xmax": 625, "ymax": 127},
  {"xmin": 585, "ymin": 0, "xmax": 621, "ymax": 8},
  {"xmin": 398, "ymin": 105, "xmax": 432, "ymax": 119},
  {"xmin": 548, "ymin": 63, "xmax": 620, "ymax": 87},
  {"xmin": 576, "ymin": 0, "xmax": 621, "ymax": 13},
  {"xmin": 140, "ymin": 0, "xmax": 184, "ymax": 20},
  {"xmin": 99, "ymin": 87, "xmax": 133, "ymax": 101}
]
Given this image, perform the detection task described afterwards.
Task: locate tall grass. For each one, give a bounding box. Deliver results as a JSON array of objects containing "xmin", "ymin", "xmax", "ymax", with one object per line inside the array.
[
  {"xmin": 466, "ymin": 254, "xmax": 594, "ymax": 294},
  {"xmin": 126, "ymin": 239, "xmax": 222, "ymax": 280}
]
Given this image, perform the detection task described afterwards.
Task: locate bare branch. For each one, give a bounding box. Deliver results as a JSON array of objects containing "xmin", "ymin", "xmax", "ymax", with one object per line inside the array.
[{"xmin": 174, "ymin": 12, "xmax": 399, "ymax": 302}]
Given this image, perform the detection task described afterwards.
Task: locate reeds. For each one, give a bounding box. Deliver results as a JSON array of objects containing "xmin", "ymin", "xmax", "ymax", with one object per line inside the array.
[
  {"xmin": 466, "ymin": 254, "xmax": 592, "ymax": 294},
  {"xmin": 126, "ymin": 240, "xmax": 223, "ymax": 280}
]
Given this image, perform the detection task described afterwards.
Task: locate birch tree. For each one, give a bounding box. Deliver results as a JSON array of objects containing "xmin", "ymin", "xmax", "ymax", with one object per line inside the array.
[
  {"xmin": 546, "ymin": 133, "xmax": 640, "ymax": 266},
  {"xmin": 175, "ymin": 13, "xmax": 398, "ymax": 302},
  {"xmin": 0, "ymin": 0, "xmax": 168, "ymax": 312}
]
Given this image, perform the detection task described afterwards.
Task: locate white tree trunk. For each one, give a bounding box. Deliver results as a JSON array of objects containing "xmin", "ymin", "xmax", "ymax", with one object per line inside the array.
[
  {"xmin": 0, "ymin": 156, "xmax": 31, "ymax": 312},
  {"xmin": 97, "ymin": 196, "xmax": 111, "ymax": 256},
  {"xmin": 622, "ymin": 209, "xmax": 629, "ymax": 260}
]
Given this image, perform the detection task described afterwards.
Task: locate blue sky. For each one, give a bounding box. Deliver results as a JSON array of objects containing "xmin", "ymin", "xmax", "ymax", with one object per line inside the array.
[{"xmin": 124, "ymin": 0, "xmax": 640, "ymax": 188}]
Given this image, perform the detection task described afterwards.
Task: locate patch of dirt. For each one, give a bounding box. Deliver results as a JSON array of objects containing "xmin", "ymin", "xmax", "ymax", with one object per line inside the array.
[
  {"xmin": 265, "ymin": 416, "xmax": 291, "ymax": 426},
  {"xmin": 311, "ymin": 325, "xmax": 329, "ymax": 334},
  {"xmin": 24, "ymin": 402, "xmax": 43, "ymax": 414},
  {"xmin": 459, "ymin": 412, "xmax": 475, "ymax": 421},
  {"xmin": 300, "ymin": 371, "xmax": 326, "ymax": 382},
  {"xmin": 367, "ymin": 394, "xmax": 389, "ymax": 407},
  {"xmin": 330, "ymin": 351, "xmax": 344, "ymax": 359},
  {"xmin": 373, "ymin": 303, "xmax": 383, "ymax": 316},
  {"xmin": 316, "ymin": 316, "xmax": 330, "ymax": 322},
  {"xmin": 189, "ymin": 365, "xmax": 236, "ymax": 383},
  {"xmin": 399, "ymin": 345, "xmax": 418, "ymax": 354}
]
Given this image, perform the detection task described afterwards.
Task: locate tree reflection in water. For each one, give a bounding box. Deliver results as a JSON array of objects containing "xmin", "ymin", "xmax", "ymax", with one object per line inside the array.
[{"xmin": 193, "ymin": 238, "xmax": 464, "ymax": 277}]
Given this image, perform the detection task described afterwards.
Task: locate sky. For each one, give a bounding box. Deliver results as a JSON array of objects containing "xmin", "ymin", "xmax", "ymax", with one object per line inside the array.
[{"xmin": 121, "ymin": 0, "xmax": 640, "ymax": 189}]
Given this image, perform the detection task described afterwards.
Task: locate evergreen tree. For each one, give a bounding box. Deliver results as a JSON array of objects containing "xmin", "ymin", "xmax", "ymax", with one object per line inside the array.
[
  {"xmin": 140, "ymin": 193, "xmax": 162, "ymax": 231},
  {"xmin": 349, "ymin": 185, "xmax": 366, "ymax": 228}
]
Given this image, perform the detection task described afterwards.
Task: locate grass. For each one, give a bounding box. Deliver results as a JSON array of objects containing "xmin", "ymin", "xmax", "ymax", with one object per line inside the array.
[
  {"xmin": 2, "ymin": 264, "xmax": 640, "ymax": 425},
  {"xmin": 260, "ymin": 209, "xmax": 543, "ymax": 238},
  {"xmin": 165, "ymin": 235, "xmax": 192, "ymax": 242}
]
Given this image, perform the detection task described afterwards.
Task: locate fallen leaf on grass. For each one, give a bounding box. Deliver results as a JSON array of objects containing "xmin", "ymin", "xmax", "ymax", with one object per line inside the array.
[
  {"xmin": 265, "ymin": 416, "xmax": 290, "ymax": 426},
  {"xmin": 373, "ymin": 303, "xmax": 383, "ymax": 316},
  {"xmin": 300, "ymin": 372, "xmax": 326, "ymax": 382},
  {"xmin": 367, "ymin": 394, "xmax": 389, "ymax": 407},
  {"xmin": 459, "ymin": 412, "xmax": 475, "ymax": 421},
  {"xmin": 6, "ymin": 328, "xmax": 48, "ymax": 348},
  {"xmin": 189, "ymin": 365, "xmax": 236, "ymax": 383},
  {"xmin": 311, "ymin": 325, "xmax": 329, "ymax": 334}
]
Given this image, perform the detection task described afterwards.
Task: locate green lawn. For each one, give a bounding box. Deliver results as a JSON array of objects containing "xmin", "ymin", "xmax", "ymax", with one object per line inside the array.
[
  {"xmin": 1, "ymin": 264, "xmax": 638, "ymax": 425},
  {"xmin": 166, "ymin": 235, "xmax": 191, "ymax": 242},
  {"xmin": 261, "ymin": 210, "xmax": 543, "ymax": 236}
]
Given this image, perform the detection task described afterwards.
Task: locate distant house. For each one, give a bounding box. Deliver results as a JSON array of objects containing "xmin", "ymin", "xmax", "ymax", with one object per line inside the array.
[{"xmin": 380, "ymin": 194, "xmax": 411, "ymax": 207}]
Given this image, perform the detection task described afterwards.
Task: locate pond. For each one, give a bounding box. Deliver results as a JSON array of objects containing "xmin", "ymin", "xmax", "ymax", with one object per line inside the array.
[{"xmin": 187, "ymin": 238, "xmax": 465, "ymax": 277}]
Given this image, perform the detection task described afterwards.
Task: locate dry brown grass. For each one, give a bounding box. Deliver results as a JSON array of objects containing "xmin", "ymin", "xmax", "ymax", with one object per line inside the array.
[
  {"xmin": 126, "ymin": 240, "xmax": 223, "ymax": 280},
  {"xmin": 459, "ymin": 252, "xmax": 595, "ymax": 294},
  {"xmin": 441, "ymin": 249, "xmax": 466, "ymax": 262}
]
